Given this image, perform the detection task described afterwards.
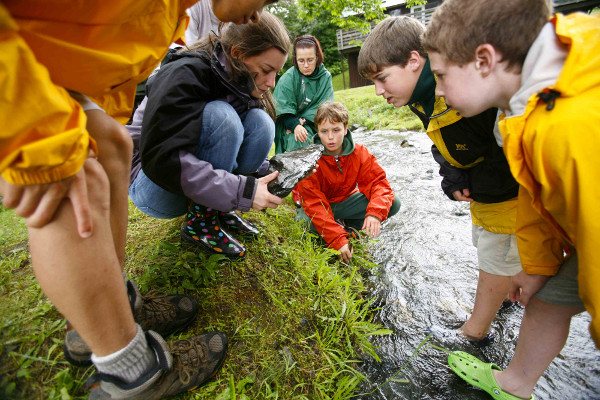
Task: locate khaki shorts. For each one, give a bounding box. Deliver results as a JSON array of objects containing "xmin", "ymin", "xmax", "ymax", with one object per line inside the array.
[
  {"xmin": 535, "ymin": 251, "xmax": 584, "ymax": 308},
  {"xmin": 472, "ymin": 225, "xmax": 522, "ymax": 276}
]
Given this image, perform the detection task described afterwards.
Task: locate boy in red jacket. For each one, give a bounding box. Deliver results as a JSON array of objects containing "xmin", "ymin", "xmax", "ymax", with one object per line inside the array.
[{"xmin": 296, "ymin": 101, "xmax": 400, "ymax": 262}]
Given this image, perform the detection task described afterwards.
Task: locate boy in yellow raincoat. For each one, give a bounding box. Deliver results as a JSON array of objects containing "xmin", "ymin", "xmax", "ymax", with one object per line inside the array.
[{"xmin": 423, "ymin": 0, "xmax": 600, "ymax": 399}]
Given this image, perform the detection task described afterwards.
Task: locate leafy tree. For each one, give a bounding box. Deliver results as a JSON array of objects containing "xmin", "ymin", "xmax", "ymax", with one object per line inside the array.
[
  {"xmin": 268, "ymin": 1, "xmax": 346, "ymax": 75},
  {"xmin": 296, "ymin": 0, "xmax": 427, "ymax": 32},
  {"xmin": 268, "ymin": 0, "xmax": 428, "ymax": 77}
]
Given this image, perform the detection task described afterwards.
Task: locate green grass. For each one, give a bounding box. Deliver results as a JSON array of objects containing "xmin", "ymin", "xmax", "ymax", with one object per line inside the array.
[
  {"xmin": 0, "ymin": 83, "xmax": 418, "ymax": 399},
  {"xmin": 0, "ymin": 201, "xmax": 391, "ymax": 399},
  {"xmin": 331, "ymin": 71, "xmax": 350, "ymax": 92},
  {"xmin": 335, "ymin": 85, "xmax": 424, "ymax": 132}
]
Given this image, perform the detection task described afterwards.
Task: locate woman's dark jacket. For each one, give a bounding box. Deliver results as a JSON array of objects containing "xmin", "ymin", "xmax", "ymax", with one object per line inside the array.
[{"xmin": 137, "ymin": 43, "xmax": 268, "ymax": 212}]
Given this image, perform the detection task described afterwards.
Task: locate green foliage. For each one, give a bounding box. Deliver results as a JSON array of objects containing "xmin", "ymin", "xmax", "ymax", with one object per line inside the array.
[
  {"xmin": 335, "ymin": 85, "xmax": 424, "ymax": 131},
  {"xmin": 0, "ymin": 201, "xmax": 392, "ymax": 399},
  {"xmin": 268, "ymin": 2, "xmax": 346, "ymax": 76},
  {"xmin": 297, "ymin": 0, "xmax": 387, "ymax": 32},
  {"xmin": 405, "ymin": 0, "xmax": 428, "ymax": 7}
]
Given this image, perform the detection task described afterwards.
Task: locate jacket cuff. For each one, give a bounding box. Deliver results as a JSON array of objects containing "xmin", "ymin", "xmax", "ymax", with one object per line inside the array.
[
  {"xmin": 522, "ymin": 263, "xmax": 560, "ymax": 276},
  {"xmin": 329, "ymin": 236, "xmax": 349, "ymax": 251},
  {"xmin": 237, "ymin": 176, "xmax": 257, "ymax": 211},
  {"xmin": 1, "ymin": 139, "xmax": 93, "ymax": 185}
]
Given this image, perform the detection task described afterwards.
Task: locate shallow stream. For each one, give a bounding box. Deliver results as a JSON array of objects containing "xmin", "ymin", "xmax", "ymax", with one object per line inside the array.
[{"xmin": 351, "ymin": 129, "xmax": 600, "ymax": 400}]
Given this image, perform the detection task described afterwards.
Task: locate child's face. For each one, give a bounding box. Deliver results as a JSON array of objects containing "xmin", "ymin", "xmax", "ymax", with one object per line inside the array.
[
  {"xmin": 369, "ymin": 63, "xmax": 421, "ymax": 108},
  {"xmin": 242, "ymin": 48, "xmax": 287, "ymax": 99},
  {"xmin": 429, "ymin": 51, "xmax": 493, "ymax": 117},
  {"xmin": 317, "ymin": 119, "xmax": 347, "ymax": 156},
  {"xmin": 211, "ymin": 0, "xmax": 276, "ymax": 25}
]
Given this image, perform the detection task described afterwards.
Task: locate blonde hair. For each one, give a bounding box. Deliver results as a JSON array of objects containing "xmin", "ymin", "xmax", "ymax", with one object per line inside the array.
[
  {"xmin": 186, "ymin": 12, "xmax": 290, "ymax": 117},
  {"xmin": 314, "ymin": 101, "xmax": 349, "ymax": 129},
  {"xmin": 358, "ymin": 16, "xmax": 427, "ymax": 78},
  {"xmin": 423, "ymin": 0, "xmax": 550, "ymax": 72}
]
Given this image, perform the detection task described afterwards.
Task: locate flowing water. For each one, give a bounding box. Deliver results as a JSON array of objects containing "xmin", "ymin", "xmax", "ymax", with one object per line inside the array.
[{"xmin": 350, "ymin": 129, "xmax": 600, "ymax": 400}]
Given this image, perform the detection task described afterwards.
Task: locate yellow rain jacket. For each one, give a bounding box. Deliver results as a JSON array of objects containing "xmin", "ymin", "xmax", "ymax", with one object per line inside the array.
[
  {"xmin": 499, "ymin": 13, "xmax": 600, "ymax": 346},
  {"xmin": 0, "ymin": 0, "xmax": 194, "ymax": 185},
  {"xmin": 412, "ymin": 97, "xmax": 518, "ymax": 234}
]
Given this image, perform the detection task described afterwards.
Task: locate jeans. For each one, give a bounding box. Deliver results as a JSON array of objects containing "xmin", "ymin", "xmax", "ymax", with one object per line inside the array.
[{"xmin": 129, "ymin": 101, "xmax": 274, "ymax": 218}]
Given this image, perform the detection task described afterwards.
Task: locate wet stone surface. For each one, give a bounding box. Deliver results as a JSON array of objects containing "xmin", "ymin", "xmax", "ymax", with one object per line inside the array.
[
  {"xmin": 350, "ymin": 129, "xmax": 600, "ymax": 400},
  {"xmin": 267, "ymin": 144, "xmax": 324, "ymax": 198}
]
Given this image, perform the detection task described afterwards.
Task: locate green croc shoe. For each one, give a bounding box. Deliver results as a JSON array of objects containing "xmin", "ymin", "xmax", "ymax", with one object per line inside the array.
[{"xmin": 448, "ymin": 351, "xmax": 534, "ymax": 400}]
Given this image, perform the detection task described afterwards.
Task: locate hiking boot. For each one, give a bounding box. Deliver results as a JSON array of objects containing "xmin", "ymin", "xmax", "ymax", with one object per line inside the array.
[
  {"xmin": 63, "ymin": 281, "xmax": 199, "ymax": 367},
  {"xmin": 218, "ymin": 211, "xmax": 259, "ymax": 236},
  {"xmin": 88, "ymin": 330, "xmax": 228, "ymax": 399},
  {"xmin": 181, "ymin": 202, "xmax": 246, "ymax": 259}
]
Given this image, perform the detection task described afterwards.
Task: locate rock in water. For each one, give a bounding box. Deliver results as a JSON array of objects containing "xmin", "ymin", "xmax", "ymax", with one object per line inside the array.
[{"xmin": 267, "ymin": 144, "xmax": 324, "ymax": 198}]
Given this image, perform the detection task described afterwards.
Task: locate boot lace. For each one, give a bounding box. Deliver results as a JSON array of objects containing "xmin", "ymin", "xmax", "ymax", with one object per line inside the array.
[
  {"xmin": 138, "ymin": 291, "xmax": 176, "ymax": 329},
  {"xmin": 169, "ymin": 338, "xmax": 208, "ymax": 386}
]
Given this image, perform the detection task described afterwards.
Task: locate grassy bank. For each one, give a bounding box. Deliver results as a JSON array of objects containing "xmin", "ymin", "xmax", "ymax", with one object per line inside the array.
[
  {"xmin": 335, "ymin": 86, "xmax": 423, "ymax": 132},
  {"xmin": 0, "ymin": 200, "xmax": 392, "ymax": 399},
  {"xmin": 0, "ymin": 85, "xmax": 420, "ymax": 399}
]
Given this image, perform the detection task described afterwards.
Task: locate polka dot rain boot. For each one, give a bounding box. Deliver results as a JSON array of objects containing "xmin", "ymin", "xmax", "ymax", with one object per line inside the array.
[
  {"xmin": 218, "ymin": 211, "xmax": 259, "ymax": 237},
  {"xmin": 181, "ymin": 203, "xmax": 246, "ymax": 259}
]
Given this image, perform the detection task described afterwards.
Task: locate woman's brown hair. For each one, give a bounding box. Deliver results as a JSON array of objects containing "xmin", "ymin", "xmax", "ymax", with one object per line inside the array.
[{"xmin": 186, "ymin": 12, "xmax": 291, "ymax": 118}]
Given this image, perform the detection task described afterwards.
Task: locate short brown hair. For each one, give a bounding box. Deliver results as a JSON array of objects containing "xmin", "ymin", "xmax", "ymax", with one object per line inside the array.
[
  {"xmin": 423, "ymin": 0, "xmax": 550, "ymax": 71},
  {"xmin": 358, "ymin": 16, "xmax": 427, "ymax": 78},
  {"xmin": 315, "ymin": 101, "xmax": 349, "ymax": 129},
  {"xmin": 292, "ymin": 35, "xmax": 324, "ymax": 69}
]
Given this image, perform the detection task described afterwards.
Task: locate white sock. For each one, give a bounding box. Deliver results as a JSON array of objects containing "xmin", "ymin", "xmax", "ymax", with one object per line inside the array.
[{"xmin": 91, "ymin": 324, "xmax": 157, "ymax": 384}]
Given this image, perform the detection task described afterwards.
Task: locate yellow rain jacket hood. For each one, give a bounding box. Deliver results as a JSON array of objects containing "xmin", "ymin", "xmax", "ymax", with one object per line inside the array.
[
  {"xmin": 499, "ymin": 13, "xmax": 600, "ymax": 346},
  {"xmin": 0, "ymin": 0, "xmax": 194, "ymax": 185}
]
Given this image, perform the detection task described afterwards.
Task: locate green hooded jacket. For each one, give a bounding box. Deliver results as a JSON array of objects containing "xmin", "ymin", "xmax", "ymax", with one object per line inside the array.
[{"xmin": 273, "ymin": 64, "xmax": 334, "ymax": 154}]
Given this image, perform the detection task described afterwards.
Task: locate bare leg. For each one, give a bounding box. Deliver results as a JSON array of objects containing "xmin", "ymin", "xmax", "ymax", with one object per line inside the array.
[
  {"xmin": 459, "ymin": 271, "xmax": 511, "ymax": 339},
  {"xmin": 86, "ymin": 109, "xmax": 133, "ymax": 266},
  {"xmin": 29, "ymin": 158, "xmax": 136, "ymax": 356},
  {"xmin": 493, "ymin": 297, "xmax": 584, "ymax": 398}
]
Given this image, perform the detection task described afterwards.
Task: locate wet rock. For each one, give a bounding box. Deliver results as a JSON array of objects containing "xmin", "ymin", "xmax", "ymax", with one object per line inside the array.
[
  {"xmin": 349, "ymin": 123, "xmax": 361, "ymax": 132},
  {"xmin": 400, "ymin": 139, "xmax": 414, "ymax": 148},
  {"xmin": 267, "ymin": 144, "xmax": 324, "ymax": 198}
]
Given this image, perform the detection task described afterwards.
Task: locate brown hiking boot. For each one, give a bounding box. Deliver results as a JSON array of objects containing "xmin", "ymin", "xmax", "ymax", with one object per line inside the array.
[
  {"xmin": 88, "ymin": 330, "xmax": 228, "ymax": 399},
  {"xmin": 64, "ymin": 281, "xmax": 199, "ymax": 366}
]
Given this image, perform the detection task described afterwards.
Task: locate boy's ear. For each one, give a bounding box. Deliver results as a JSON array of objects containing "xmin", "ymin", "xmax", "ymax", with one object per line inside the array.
[
  {"xmin": 474, "ymin": 44, "xmax": 498, "ymax": 78},
  {"xmin": 407, "ymin": 50, "xmax": 423, "ymax": 72},
  {"xmin": 344, "ymin": 124, "xmax": 349, "ymax": 135}
]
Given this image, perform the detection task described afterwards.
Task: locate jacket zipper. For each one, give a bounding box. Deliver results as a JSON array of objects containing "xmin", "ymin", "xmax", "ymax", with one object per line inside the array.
[{"xmin": 334, "ymin": 156, "xmax": 343, "ymax": 174}]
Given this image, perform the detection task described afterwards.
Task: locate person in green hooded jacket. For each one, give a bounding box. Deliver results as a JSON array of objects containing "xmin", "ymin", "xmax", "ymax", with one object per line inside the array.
[{"xmin": 274, "ymin": 34, "xmax": 334, "ymax": 154}]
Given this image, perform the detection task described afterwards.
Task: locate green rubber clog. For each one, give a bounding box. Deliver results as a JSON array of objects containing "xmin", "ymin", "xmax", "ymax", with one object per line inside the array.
[{"xmin": 448, "ymin": 351, "xmax": 534, "ymax": 400}]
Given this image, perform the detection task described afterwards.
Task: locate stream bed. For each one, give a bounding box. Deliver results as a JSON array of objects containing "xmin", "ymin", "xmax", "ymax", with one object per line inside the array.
[{"xmin": 351, "ymin": 129, "xmax": 600, "ymax": 400}]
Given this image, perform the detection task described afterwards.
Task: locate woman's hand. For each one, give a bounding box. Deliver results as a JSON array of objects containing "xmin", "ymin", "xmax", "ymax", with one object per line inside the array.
[
  {"xmin": 362, "ymin": 216, "xmax": 381, "ymax": 238},
  {"xmin": 252, "ymin": 171, "xmax": 284, "ymax": 210},
  {"xmin": 293, "ymin": 124, "xmax": 309, "ymax": 143}
]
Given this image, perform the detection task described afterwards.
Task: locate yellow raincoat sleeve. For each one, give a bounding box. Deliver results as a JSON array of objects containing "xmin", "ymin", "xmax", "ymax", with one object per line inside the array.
[
  {"xmin": 0, "ymin": 4, "xmax": 92, "ymax": 185},
  {"xmin": 514, "ymin": 186, "xmax": 564, "ymax": 276}
]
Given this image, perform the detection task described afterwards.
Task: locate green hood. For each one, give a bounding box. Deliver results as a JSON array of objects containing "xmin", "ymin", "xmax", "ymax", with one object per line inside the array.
[{"xmin": 274, "ymin": 64, "xmax": 334, "ymax": 122}]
